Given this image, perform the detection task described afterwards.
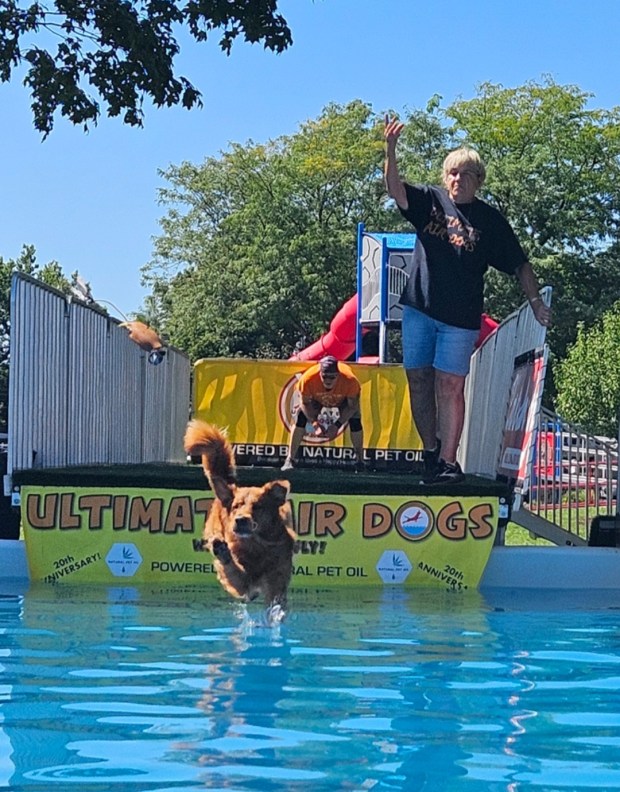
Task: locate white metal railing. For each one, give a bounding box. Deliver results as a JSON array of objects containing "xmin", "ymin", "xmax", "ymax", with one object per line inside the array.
[
  {"xmin": 525, "ymin": 407, "xmax": 618, "ymax": 542},
  {"xmin": 7, "ymin": 273, "xmax": 190, "ymax": 487}
]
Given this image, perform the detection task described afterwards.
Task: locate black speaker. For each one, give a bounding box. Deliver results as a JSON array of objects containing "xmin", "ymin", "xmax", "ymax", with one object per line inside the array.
[{"xmin": 588, "ymin": 516, "xmax": 620, "ymax": 547}]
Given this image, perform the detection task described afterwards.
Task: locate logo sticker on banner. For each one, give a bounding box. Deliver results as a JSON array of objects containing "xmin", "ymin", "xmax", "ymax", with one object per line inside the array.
[
  {"xmin": 106, "ymin": 543, "xmax": 143, "ymax": 577},
  {"xmin": 376, "ymin": 550, "xmax": 413, "ymax": 583},
  {"xmin": 397, "ymin": 503, "xmax": 434, "ymax": 540}
]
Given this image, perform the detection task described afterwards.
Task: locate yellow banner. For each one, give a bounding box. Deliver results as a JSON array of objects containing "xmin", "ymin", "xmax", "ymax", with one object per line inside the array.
[
  {"xmin": 22, "ymin": 485, "xmax": 497, "ymax": 590},
  {"xmin": 193, "ymin": 358, "xmax": 421, "ymax": 469}
]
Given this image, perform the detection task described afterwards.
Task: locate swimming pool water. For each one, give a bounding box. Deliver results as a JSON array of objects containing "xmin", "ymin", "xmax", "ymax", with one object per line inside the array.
[{"xmin": 1, "ymin": 583, "xmax": 620, "ymax": 791}]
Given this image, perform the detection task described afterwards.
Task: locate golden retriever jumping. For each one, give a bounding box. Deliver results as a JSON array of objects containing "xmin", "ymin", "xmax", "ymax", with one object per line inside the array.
[{"xmin": 184, "ymin": 420, "xmax": 296, "ymax": 609}]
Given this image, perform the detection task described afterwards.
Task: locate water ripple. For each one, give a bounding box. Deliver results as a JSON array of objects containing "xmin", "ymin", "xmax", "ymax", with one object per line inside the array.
[{"xmin": 2, "ymin": 585, "xmax": 620, "ymax": 790}]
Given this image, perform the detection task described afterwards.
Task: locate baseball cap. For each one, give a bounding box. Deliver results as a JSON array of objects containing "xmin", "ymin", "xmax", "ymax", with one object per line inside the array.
[{"xmin": 319, "ymin": 356, "xmax": 339, "ymax": 375}]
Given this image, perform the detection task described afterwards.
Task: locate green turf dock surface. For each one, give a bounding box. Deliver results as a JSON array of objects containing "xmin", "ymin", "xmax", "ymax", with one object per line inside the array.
[{"xmin": 13, "ymin": 464, "xmax": 510, "ymax": 498}]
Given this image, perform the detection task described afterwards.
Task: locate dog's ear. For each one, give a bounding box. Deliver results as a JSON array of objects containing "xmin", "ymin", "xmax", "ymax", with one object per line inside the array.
[
  {"xmin": 209, "ymin": 476, "xmax": 235, "ymax": 511},
  {"xmin": 264, "ymin": 480, "xmax": 291, "ymax": 506}
]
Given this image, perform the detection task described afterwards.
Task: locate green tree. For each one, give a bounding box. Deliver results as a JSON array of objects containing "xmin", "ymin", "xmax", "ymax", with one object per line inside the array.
[
  {"xmin": 144, "ymin": 100, "xmax": 394, "ymax": 361},
  {"xmin": 145, "ymin": 80, "xmax": 620, "ymax": 375},
  {"xmin": 445, "ymin": 80, "xmax": 620, "ymax": 364},
  {"xmin": 555, "ymin": 304, "xmax": 620, "ymax": 436},
  {"xmin": 447, "ymin": 79, "xmax": 620, "ymax": 256},
  {"xmin": 388, "ymin": 94, "xmax": 456, "ymax": 186},
  {"xmin": 1, "ymin": 0, "xmax": 293, "ymax": 134}
]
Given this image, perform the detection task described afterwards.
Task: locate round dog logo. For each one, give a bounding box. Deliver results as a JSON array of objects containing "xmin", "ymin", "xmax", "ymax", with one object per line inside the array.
[{"xmin": 395, "ymin": 502, "xmax": 434, "ymax": 541}]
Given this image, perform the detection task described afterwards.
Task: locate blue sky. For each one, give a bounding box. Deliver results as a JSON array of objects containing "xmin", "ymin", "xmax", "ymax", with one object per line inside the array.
[{"xmin": 2, "ymin": 0, "xmax": 620, "ymax": 319}]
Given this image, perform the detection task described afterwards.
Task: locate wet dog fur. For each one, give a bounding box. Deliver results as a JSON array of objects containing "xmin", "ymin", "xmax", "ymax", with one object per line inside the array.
[{"xmin": 184, "ymin": 420, "xmax": 296, "ymax": 609}]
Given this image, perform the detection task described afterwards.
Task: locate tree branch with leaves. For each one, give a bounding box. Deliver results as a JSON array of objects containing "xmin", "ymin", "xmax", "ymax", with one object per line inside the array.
[{"xmin": 0, "ymin": 0, "xmax": 292, "ymax": 134}]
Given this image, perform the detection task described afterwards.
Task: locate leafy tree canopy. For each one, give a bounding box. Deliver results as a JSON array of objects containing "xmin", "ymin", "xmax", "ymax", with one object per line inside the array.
[
  {"xmin": 446, "ymin": 79, "xmax": 620, "ymax": 257},
  {"xmin": 555, "ymin": 303, "xmax": 620, "ymax": 436},
  {"xmin": 1, "ymin": 0, "xmax": 292, "ymax": 134},
  {"xmin": 144, "ymin": 100, "xmax": 394, "ymax": 361},
  {"xmin": 144, "ymin": 80, "xmax": 620, "ymax": 386}
]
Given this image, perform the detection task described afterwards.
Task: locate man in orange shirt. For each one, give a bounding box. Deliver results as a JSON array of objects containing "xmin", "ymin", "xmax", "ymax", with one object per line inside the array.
[{"xmin": 282, "ymin": 356, "xmax": 365, "ymax": 471}]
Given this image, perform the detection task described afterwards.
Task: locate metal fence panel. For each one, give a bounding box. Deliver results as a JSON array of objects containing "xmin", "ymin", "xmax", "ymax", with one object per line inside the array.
[
  {"xmin": 526, "ymin": 408, "xmax": 618, "ymax": 541},
  {"xmin": 7, "ymin": 273, "xmax": 190, "ymax": 483},
  {"xmin": 8, "ymin": 276, "xmax": 68, "ymax": 471}
]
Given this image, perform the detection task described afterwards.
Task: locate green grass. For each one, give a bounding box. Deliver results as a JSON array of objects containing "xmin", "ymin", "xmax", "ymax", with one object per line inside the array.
[
  {"xmin": 504, "ymin": 523, "xmax": 554, "ymax": 546},
  {"xmin": 504, "ymin": 502, "xmax": 614, "ymax": 546}
]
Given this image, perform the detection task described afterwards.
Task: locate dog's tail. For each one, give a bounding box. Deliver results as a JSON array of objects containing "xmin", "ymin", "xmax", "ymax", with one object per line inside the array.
[{"xmin": 184, "ymin": 420, "xmax": 237, "ymax": 494}]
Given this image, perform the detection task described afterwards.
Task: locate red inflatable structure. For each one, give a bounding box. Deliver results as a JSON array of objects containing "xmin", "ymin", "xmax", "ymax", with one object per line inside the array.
[
  {"xmin": 292, "ymin": 294, "xmax": 498, "ymax": 362},
  {"xmin": 293, "ymin": 295, "xmax": 362, "ymax": 361},
  {"xmin": 476, "ymin": 313, "xmax": 499, "ymax": 348}
]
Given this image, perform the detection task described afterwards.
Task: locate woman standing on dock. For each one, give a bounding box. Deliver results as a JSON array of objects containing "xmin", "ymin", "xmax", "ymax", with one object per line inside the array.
[{"xmin": 384, "ymin": 116, "xmax": 551, "ymax": 485}]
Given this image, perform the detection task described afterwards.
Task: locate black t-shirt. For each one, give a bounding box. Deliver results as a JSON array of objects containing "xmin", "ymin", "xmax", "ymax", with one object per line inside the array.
[{"xmin": 398, "ymin": 184, "xmax": 527, "ymax": 329}]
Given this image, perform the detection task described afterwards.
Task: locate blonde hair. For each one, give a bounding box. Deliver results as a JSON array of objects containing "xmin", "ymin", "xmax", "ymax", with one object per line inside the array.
[{"xmin": 442, "ymin": 147, "xmax": 486, "ymax": 186}]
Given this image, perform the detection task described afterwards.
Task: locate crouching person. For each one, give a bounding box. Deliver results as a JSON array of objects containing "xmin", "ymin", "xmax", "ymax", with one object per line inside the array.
[{"xmin": 282, "ymin": 356, "xmax": 366, "ymax": 472}]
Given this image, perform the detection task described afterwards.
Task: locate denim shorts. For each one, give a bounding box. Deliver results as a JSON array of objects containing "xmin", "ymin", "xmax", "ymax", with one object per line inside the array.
[{"xmin": 402, "ymin": 306, "xmax": 479, "ymax": 377}]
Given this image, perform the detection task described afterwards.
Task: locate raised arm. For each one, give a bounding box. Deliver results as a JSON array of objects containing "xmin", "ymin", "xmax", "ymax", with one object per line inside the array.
[{"xmin": 384, "ymin": 115, "xmax": 408, "ymax": 210}]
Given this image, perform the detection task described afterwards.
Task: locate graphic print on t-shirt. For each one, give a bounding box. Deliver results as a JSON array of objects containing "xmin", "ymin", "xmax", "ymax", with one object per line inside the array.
[{"xmin": 423, "ymin": 205, "xmax": 480, "ymax": 252}]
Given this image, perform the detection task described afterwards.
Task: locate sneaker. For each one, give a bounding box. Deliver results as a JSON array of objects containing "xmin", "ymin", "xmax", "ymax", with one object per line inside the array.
[
  {"xmin": 281, "ymin": 457, "xmax": 294, "ymax": 472},
  {"xmin": 421, "ymin": 441, "xmax": 441, "ymax": 482},
  {"xmin": 427, "ymin": 459, "xmax": 465, "ymax": 485},
  {"xmin": 354, "ymin": 460, "xmax": 369, "ymax": 473}
]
